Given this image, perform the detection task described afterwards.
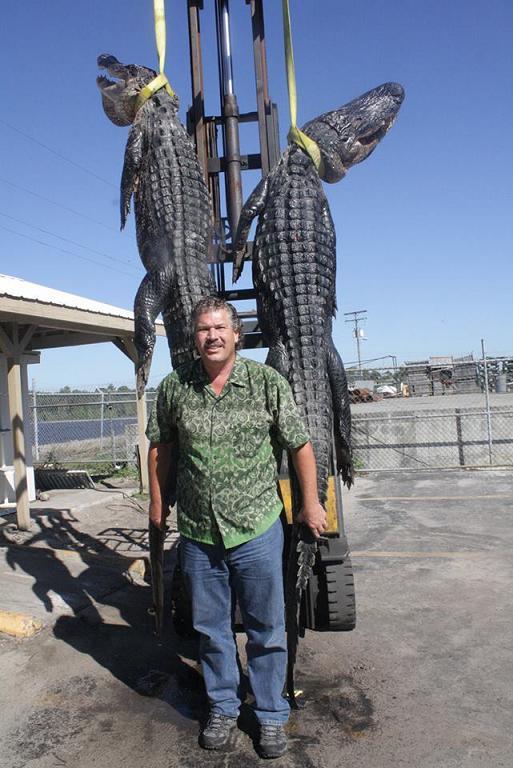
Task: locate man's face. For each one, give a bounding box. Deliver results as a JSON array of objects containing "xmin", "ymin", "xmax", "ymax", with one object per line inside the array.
[{"xmin": 194, "ymin": 309, "xmax": 239, "ymax": 367}]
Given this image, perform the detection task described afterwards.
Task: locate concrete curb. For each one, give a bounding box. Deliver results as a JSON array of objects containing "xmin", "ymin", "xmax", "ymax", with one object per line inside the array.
[
  {"xmin": 0, "ymin": 609, "xmax": 44, "ymax": 638},
  {"xmin": 67, "ymin": 486, "xmax": 140, "ymax": 514}
]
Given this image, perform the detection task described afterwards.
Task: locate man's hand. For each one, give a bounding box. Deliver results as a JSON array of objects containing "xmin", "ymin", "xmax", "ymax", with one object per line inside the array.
[
  {"xmin": 298, "ymin": 501, "xmax": 327, "ymax": 539},
  {"xmin": 149, "ymin": 503, "xmax": 168, "ymax": 531}
]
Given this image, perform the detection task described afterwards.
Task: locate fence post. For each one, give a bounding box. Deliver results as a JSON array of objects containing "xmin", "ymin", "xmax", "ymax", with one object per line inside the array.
[
  {"xmin": 100, "ymin": 391, "xmax": 105, "ymax": 450},
  {"xmin": 455, "ymin": 408, "xmax": 465, "ymax": 466},
  {"xmin": 108, "ymin": 402, "xmax": 116, "ymax": 466},
  {"xmin": 481, "ymin": 339, "xmax": 493, "ymax": 465},
  {"xmin": 32, "ymin": 378, "xmax": 39, "ymax": 462}
]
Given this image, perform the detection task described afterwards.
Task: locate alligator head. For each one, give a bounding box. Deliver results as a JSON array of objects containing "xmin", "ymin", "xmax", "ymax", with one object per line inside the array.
[
  {"xmin": 96, "ymin": 54, "xmax": 178, "ymax": 126},
  {"xmin": 302, "ymin": 82, "xmax": 404, "ymax": 183}
]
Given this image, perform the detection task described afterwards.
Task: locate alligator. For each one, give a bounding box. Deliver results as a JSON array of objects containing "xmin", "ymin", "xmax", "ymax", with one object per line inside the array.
[
  {"xmin": 232, "ymin": 82, "xmax": 404, "ymax": 704},
  {"xmin": 233, "ymin": 82, "xmax": 404, "ymax": 502},
  {"xmin": 96, "ymin": 54, "xmax": 214, "ymax": 395}
]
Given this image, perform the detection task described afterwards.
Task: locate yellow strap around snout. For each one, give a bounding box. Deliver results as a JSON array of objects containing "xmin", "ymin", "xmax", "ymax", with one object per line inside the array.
[{"xmin": 282, "ymin": 0, "xmax": 324, "ymax": 177}]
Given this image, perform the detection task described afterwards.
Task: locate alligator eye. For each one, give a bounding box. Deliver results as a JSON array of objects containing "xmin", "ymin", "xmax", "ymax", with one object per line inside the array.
[{"xmin": 97, "ymin": 54, "xmax": 119, "ymax": 68}]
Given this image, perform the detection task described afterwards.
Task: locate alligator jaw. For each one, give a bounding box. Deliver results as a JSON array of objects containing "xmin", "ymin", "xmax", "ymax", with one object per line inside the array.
[
  {"xmin": 96, "ymin": 74, "xmax": 125, "ymax": 101},
  {"xmin": 302, "ymin": 82, "xmax": 405, "ymax": 182},
  {"xmin": 96, "ymin": 54, "xmax": 151, "ymax": 126},
  {"xmin": 96, "ymin": 54, "xmax": 130, "ymax": 97}
]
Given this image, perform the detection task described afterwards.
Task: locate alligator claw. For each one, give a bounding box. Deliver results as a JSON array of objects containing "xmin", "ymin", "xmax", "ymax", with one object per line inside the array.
[
  {"xmin": 232, "ymin": 247, "xmax": 246, "ymax": 283},
  {"xmin": 136, "ymin": 355, "xmax": 153, "ymax": 399},
  {"xmin": 341, "ymin": 464, "xmax": 354, "ymax": 490}
]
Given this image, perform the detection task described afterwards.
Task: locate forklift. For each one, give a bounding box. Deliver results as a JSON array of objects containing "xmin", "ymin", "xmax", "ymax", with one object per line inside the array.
[{"xmin": 170, "ymin": 0, "xmax": 355, "ymax": 637}]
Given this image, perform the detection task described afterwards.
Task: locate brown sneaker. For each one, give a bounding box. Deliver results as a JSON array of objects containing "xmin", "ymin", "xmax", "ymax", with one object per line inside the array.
[
  {"xmin": 199, "ymin": 713, "xmax": 237, "ymax": 750},
  {"xmin": 258, "ymin": 723, "xmax": 287, "ymax": 759}
]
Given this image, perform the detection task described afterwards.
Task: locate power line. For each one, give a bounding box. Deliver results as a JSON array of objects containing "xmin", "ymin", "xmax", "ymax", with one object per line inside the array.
[
  {"xmin": 0, "ymin": 176, "xmax": 119, "ymax": 233},
  {"xmin": 0, "ymin": 223, "xmax": 137, "ymax": 278},
  {"xmin": 0, "ymin": 211, "xmax": 136, "ymax": 268},
  {"xmin": 346, "ymin": 354, "xmax": 398, "ymax": 368},
  {"xmin": 0, "ymin": 118, "xmax": 118, "ymax": 189}
]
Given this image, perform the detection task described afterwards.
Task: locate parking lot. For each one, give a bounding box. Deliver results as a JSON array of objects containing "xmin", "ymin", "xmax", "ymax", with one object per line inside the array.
[{"xmin": 1, "ymin": 468, "xmax": 512, "ymax": 768}]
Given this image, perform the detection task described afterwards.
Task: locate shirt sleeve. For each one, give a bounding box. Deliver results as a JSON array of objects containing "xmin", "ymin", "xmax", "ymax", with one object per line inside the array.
[
  {"xmin": 271, "ymin": 372, "xmax": 310, "ymax": 450},
  {"xmin": 145, "ymin": 375, "xmax": 177, "ymax": 444}
]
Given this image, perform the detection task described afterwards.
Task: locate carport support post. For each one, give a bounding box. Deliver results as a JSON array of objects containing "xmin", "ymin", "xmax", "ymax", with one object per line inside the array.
[
  {"xmin": 7, "ymin": 358, "xmax": 30, "ymax": 530},
  {"xmin": 136, "ymin": 391, "xmax": 149, "ymax": 494},
  {"xmin": 112, "ymin": 338, "xmax": 149, "ymax": 493}
]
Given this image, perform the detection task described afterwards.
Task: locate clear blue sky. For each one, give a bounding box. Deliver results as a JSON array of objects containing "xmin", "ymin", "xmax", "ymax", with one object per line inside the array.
[{"xmin": 1, "ymin": 1, "xmax": 512, "ymax": 390}]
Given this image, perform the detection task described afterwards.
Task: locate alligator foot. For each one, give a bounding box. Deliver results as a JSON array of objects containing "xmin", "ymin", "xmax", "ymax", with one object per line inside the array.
[{"xmin": 335, "ymin": 442, "xmax": 354, "ymax": 489}]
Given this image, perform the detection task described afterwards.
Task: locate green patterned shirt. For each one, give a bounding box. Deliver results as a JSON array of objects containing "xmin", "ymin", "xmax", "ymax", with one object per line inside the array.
[{"xmin": 146, "ymin": 356, "xmax": 310, "ymax": 548}]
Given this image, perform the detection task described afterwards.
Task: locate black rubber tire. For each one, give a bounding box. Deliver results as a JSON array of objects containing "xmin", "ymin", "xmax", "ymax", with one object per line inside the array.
[{"xmin": 310, "ymin": 556, "xmax": 356, "ymax": 631}]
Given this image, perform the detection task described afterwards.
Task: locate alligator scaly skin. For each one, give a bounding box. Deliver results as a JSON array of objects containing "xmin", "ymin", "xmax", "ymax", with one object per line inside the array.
[
  {"xmin": 233, "ymin": 82, "xmax": 405, "ymax": 503},
  {"xmin": 97, "ymin": 55, "xmax": 214, "ymax": 394},
  {"xmin": 129, "ymin": 92, "xmax": 214, "ymax": 387},
  {"xmin": 233, "ymin": 144, "xmax": 351, "ymax": 505}
]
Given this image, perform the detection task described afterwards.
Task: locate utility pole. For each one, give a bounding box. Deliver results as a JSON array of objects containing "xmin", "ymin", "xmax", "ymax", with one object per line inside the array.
[{"xmin": 344, "ymin": 310, "xmax": 367, "ymax": 369}]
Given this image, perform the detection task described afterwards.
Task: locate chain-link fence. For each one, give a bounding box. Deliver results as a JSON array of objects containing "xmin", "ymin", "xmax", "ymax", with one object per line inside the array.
[
  {"xmin": 28, "ymin": 355, "xmax": 513, "ymax": 472},
  {"xmin": 349, "ymin": 356, "xmax": 513, "ymax": 471},
  {"xmin": 29, "ymin": 391, "xmax": 157, "ymax": 467}
]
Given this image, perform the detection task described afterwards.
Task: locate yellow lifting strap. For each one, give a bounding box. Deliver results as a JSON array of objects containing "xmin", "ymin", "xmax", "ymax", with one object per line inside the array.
[
  {"xmin": 282, "ymin": 0, "xmax": 325, "ymax": 177},
  {"xmin": 135, "ymin": 0, "xmax": 175, "ymax": 113}
]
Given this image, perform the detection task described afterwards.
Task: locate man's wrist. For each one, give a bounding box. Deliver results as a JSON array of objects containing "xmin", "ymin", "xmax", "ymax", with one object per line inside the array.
[{"xmin": 302, "ymin": 496, "xmax": 321, "ymax": 507}]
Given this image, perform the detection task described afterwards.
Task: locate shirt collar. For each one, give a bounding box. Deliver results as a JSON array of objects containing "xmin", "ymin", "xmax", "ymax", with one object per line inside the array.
[
  {"xmin": 229, "ymin": 356, "xmax": 247, "ymax": 387},
  {"xmin": 190, "ymin": 355, "xmax": 247, "ymax": 387}
]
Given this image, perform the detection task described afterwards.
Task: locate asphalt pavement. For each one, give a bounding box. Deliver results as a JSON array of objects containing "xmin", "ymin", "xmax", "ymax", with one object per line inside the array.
[{"xmin": 0, "ymin": 469, "xmax": 512, "ymax": 768}]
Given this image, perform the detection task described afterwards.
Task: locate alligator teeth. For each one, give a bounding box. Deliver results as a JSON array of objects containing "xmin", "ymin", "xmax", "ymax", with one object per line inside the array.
[{"xmin": 97, "ymin": 75, "xmax": 116, "ymax": 87}]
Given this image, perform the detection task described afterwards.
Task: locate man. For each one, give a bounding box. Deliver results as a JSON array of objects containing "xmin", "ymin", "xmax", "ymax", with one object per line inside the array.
[{"xmin": 147, "ymin": 297, "xmax": 326, "ymax": 759}]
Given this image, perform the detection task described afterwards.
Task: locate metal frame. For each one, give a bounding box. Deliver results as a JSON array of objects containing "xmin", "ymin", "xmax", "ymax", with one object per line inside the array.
[{"xmin": 186, "ymin": 0, "xmax": 280, "ymax": 345}]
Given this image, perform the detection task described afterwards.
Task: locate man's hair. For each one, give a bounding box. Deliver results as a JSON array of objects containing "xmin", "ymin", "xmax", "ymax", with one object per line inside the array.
[{"xmin": 192, "ymin": 296, "xmax": 244, "ymax": 350}]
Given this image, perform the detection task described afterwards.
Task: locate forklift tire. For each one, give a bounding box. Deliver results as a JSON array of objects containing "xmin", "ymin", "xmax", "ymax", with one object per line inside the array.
[{"xmin": 308, "ymin": 556, "xmax": 356, "ymax": 631}]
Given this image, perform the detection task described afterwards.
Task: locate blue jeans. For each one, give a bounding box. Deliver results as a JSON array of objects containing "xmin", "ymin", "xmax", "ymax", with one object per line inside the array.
[{"xmin": 180, "ymin": 518, "xmax": 289, "ymax": 724}]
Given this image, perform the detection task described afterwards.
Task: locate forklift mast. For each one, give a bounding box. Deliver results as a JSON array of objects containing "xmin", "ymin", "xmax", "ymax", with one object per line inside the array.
[{"xmin": 186, "ymin": 0, "xmax": 280, "ymax": 347}]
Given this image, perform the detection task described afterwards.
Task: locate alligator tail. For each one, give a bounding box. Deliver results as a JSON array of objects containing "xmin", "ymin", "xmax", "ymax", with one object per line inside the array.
[{"xmin": 285, "ymin": 522, "xmax": 318, "ymax": 708}]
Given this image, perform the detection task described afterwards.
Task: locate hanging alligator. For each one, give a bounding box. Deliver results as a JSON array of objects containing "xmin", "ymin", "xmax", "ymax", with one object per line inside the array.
[
  {"xmin": 96, "ymin": 54, "xmax": 214, "ymax": 396},
  {"xmin": 232, "ymin": 81, "xmax": 404, "ymax": 702},
  {"xmin": 233, "ymin": 81, "xmax": 404, "ymax": 498}
]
